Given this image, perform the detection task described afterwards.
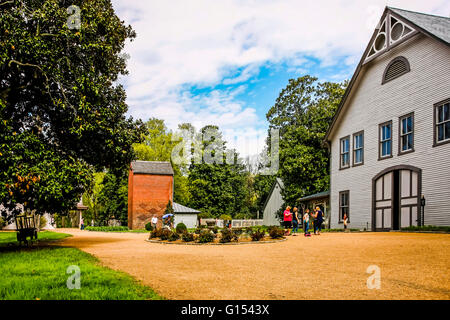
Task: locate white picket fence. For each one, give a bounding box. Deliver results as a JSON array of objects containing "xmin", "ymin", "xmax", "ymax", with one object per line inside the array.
[
  {"xmin": 231, "ymin": 219, "xmax": 264, "ymax": 228},
  {"xmin": 199, "ymin": 218, "xmax": 264, "ymax": 228}
]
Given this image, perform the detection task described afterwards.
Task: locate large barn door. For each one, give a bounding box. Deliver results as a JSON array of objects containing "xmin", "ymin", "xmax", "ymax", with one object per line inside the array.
[
  {"xmin": 399, "ymin": 169, "xmax": 420, "ymax": 228},
  {"xmin": 373, "ymin": 166, "xmax": 421, "ymax": 231},
  {"xmin": 374, "ymin": 172, "xmax": 393, "ymax": 230}
]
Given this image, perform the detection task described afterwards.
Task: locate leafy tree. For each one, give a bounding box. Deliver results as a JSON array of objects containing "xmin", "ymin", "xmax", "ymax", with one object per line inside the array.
[
  {"xmin": 0, "ymin": 0, "xmax": 144, "ymax": 220},
  {"xmin": 253, "ymin": 174, "xmax": 276, "ymax": 214},
  {"xmin": 82, "ymin": 172, "xmax": 106, "ymax": 225},
  {"xmin": 164, "ymin": 200, "xmax": 174, "ymax": 215},
  {"xmin": 133, "ymin": 118, "xmax": 190, "ymax": 205},
  {"xmin": 97, "ymin": 170, "xmax": 128, "ymax": 226},
  {"xmin": 187, "ymin": 125, "xmax": 248, "ymax": 218},
  {"xmin": 266, "ymin": 76, "xmax": 347, "ymax": 207}
]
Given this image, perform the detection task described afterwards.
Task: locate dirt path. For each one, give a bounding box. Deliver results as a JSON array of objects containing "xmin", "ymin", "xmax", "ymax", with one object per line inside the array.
[{"xmin": 55, "ymin": 229, "xmax": 450, "ymax": 300}]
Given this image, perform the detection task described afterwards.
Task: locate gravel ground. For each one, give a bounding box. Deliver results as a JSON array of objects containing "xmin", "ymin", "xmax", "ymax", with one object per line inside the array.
[{"xmin": 55, "ymin": 229, "xmax": 450, "ymax": 300}]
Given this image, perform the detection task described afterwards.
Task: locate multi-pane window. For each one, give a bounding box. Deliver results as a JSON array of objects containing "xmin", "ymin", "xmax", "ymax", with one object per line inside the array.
[
  {"xmin": 353, "ymin": 131, "xmax": 364, "ymax": 165},
  {"xmin": 340, "ymin": 136, "xmax": 350, "ymax": 169},
  {"xmin": 339, "ymin": 191, "xmax": 349, "ymax": 222},
  {"xmin": 435, "ymin": 100, "xmax": 450, "ymax": 145},
  {"xmin": 379, "ymin": 121, "xmax": 392, "ymax": 159},
  {"xmin": 399, "ymin": 113, "xmax": 414, "ymax": 153}
]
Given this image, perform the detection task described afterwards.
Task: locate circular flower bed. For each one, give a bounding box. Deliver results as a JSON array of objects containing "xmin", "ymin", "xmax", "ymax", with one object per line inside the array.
[{"xmin": 147, "ymin": 226, "xmax": 286, "ymax": 245}]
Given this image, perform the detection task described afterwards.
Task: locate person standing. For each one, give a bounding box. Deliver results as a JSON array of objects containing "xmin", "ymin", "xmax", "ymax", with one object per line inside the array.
[
  {"xmin": 343, "ymin": 213, "xmax": 348, "ymax": 231},
  {"xmin": 303, "ymin": 209, "xmax": 310, "ymax": 236},
  {"xmin": 314, "ymin": 206, "xmax": 324, "ymax": 235},
  {"xmin": 291, "ymin": 207, "xmax": 299, "ymax": 236},
  {"xmin": 283, "ymin": 206, "xmax": 292, "ymax": 236},
  {"xmin": 80, "ymin": 217, "xmax": 84, "ymax": 230},
  {"xmin": 151, "ymin": 215, "xmax": 158, "ymax": 230}
]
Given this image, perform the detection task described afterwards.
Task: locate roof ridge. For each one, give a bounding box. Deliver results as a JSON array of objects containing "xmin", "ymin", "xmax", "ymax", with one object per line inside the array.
[{"xmin": 388, "ymin": 6, "xmax": 450, "ymax": 20}]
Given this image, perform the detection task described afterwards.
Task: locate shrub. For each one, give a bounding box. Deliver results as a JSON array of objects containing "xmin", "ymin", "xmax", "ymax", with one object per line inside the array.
[
  {"xmin": 175, "ymin": 223, "xmax": 187, "ymax": 234},
  {"xmin": 249, "ymin": 229, "xmax": 265, "ymax": 241},
  {"xmin": 206, "ymin": 221, "xmax": 216, "ymax": 227},
  {"xmin": 0, "ymin": 217, "xmax": 6, "ymax": 229},
  {"xmin": 159, "ymin": 229, "xmax": 172, "ymax": 241},
  {"xmin": 194, "ymin": 227, "xmax": 205, "ymax": 234},
  {"xmin": 220, "ymin": 228, "xmax": 238, "ymax": 243},
  {"xmin": 233, "ymin": 227, "xmax": 244, "ymax": 235},
  {"xmin": 145, "ymin": 222, "xmax": 153, "ymax": 231},
  {"xmin": 209, "ymin": 226, "xmax": 219, "ymax": 234},
  {"xmin": 268, "ymin": 226, "xmax": 285, "ymax": 239},
  {"xmin": 198, "ymin": 230, "xmax": 214, "ymax": 243},
  {"xmin": 219, "ymin": 214, "xmax": 232, "ymax": 221},
  {"xmin": 149, "ymin": 228, "xmax": 163, "ymax": 239},
  {"xmin": 85, "ymin": 226, "xmax": 129, "ymax": 232},
  {"xmin": 182, "ymin": 232, "xmax": 195, "ymax": 242},
  {"xmin": 245, "ymin": 227, "xmax": 253, "ymax": 234},
  {"xmin": 168, "ymin": 231, "xmax": 180, "ymax": 241}
]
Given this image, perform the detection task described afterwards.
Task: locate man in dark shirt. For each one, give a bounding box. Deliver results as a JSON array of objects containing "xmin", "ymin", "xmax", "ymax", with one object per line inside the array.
[{"xmin": 314, "ymin": 206, "xmax": 323, "ymax": 235}]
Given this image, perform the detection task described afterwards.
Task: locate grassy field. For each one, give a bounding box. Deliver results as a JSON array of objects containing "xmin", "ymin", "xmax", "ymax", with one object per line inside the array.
[
  {"xmin": 0, "ymin": 231, "xmax": 71, "ymax": 247},
  {"xmin": 0, "ymin": 232, "xmax": 163, "ymax": 300}
]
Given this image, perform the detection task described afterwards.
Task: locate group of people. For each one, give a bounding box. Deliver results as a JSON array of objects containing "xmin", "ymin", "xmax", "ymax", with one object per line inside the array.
[
  {"xmin": 283, "ymin": 206, "xmax": 324, "ymax": 237},
  {"xmin": 151, "ymin": 215, "xmax": 173, "ymax": 230}
]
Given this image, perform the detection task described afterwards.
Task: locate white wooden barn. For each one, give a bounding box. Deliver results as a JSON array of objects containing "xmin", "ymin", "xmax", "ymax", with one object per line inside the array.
[
  {"xmin": 262, "ymin": 178, "xmax": 283, "ymax": 226},
  {"xmin": 324, "ymin": 7, "xmax": 450, "ymax": 230}
]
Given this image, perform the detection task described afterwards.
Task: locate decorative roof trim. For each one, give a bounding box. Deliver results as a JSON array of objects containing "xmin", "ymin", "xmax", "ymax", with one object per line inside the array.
[{"xmin": 323, "ymin": 7, "xmax": 450, "ymax": 145}]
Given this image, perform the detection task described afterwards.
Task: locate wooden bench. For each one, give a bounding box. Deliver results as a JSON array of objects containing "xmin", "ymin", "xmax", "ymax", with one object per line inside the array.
[{"xmin": 15, "ymin": 214, "xmax": 38, "ymax": 245}]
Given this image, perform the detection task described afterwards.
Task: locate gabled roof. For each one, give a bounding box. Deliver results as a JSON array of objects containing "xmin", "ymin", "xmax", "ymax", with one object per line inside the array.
[
  {"xmin": 262, "ymin": 178, "xmax": 284, "ymax": 212},
  {"xmin": 298, "ymin": 190, "xmax": 330, "ymax": 202},
  {"xmin": 389, "ymin": 7, "xmax": 450, "ymax": 45},
  {"xmin": 173, "ymin": 202, "xmax": 200, "ymax": 214},
  {"xmin": 130, "ymin": 160, "xmax": 174, "ymax": 175},
  {"xmin": 324, "ymin": 7, "xmax": 450, "ymax": 144}
]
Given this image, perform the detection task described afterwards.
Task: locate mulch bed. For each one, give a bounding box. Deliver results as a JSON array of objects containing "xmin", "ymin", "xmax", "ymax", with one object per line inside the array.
[{"xmin": 146, "ymin": 236, "xmax": 287, "ymax": 245}]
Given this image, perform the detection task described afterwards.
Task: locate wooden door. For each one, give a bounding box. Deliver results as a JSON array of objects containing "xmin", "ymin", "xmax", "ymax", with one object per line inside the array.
[
  {"xmin": 399, "ymin": 169, "xmax": 419, "ymax": 227},
  {"xmin": 374, "ymin": 172, "xmax": 393, "ymax": 230},
  {"xmin": 373, "ymin": 166, "xmax": 421, "ymax": 231}
]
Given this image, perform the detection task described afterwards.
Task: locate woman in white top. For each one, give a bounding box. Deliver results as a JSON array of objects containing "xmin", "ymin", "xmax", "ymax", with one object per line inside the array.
[{"xmin": 303, "ymin": 209, "xmax": 310, "ymax": 236}]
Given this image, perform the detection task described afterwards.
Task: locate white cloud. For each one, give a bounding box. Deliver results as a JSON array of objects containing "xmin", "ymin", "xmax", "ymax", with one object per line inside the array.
[{"xmin": 112, "ymin": 0, "xmax": 450, "ymax": 158}]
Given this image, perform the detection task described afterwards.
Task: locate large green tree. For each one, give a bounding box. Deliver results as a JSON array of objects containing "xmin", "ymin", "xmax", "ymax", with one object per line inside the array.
[
  {"xmin": 266, "ymin": 75, "xmax": 347, "ymax": 207},
  {"xmin": 186, "ymin": 125, "xmax": 248, "ymax": 218},
  {"xmin": 96, "ymin": 170, "xmax": 128, "ymax": 226},
  {"xmin": 0, "ymin": 0, "xmax": 144, "ymax": 220}
]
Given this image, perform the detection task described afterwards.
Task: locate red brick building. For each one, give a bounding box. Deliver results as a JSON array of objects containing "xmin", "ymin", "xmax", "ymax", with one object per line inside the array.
[{"xmin": 127, "ymin": 161, "xmax": 174, "ymax": 230}]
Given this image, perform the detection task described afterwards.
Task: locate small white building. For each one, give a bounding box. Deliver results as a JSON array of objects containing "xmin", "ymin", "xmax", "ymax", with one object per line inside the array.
[
  {"xmin": 173, "ymin": 202, "xmax": 199, "ymax": 229},
  {"xmin": 262, "ymin": 178, "xmax": 283, "ymax": 226},
  {"xmin": 324, "ymin": 7, "xmax": 450, "ymax": 230}
]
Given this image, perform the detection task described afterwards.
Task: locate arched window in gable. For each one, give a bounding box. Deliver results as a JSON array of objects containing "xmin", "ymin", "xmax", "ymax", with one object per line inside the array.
[{"xmin": 382, "ymin": 56, "xmax": 410, "ymax": 84}]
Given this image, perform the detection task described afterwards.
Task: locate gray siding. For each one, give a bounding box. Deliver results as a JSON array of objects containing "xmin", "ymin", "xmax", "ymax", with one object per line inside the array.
[
  {"xmin": 329, "ymin": 34, "xmax": 450, "ymax": 229},
  {"xmin": 262, "ymin": 183, "xmax": 282, "ymax": 226},
  {"xmin": 174, "ymin": 214, "xmax": 198, "ymax": 229}
]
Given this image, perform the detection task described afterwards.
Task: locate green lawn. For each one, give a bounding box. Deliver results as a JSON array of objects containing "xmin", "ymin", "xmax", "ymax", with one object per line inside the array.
[
  {"xmin": 401, "ymin": 225, "xmax": 450, "ymax": 232},
  {"xmin": 0, "ymin": 231, "xmax": 71, "ymax": 247},
  {"xmin": 0, "ymin": 232, "xmax": 163, "ymax": 300}
]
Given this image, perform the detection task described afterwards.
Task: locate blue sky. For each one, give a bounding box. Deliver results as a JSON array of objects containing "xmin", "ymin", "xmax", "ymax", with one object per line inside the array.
[{"xmin": 111, "ymin": 0, "xmax": 450, "ymax": 158}]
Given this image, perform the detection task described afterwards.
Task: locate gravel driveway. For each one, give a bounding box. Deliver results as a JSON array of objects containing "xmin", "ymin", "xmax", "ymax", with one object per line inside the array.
[{"xmin": 55, "ymin": 229, "xmax": 450, "ymax": 300}]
